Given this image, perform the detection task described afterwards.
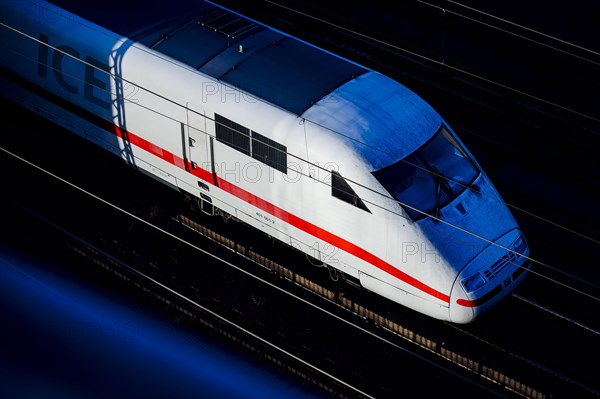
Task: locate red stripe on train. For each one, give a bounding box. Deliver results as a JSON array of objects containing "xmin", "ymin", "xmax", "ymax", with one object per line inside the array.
[{"xmin": 113, "ymin": 124, "xmax": 451, "ymax": 304}]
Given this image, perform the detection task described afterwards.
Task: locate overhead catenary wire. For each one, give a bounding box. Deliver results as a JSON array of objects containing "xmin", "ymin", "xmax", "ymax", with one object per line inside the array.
[
  {"xmin": 290, "ymin": 0, "xmax": 600, "ymax": 62},
  {"xmin": 443, "ymin": 0, "xmax": 600, "ymax": 58},
  {"xmin": 1, "ymin": 13, "xmax": 598, "ymax": 300},
  {"xmin": 260, "ymin": 0, "xmax": 600, "ymax": 124},
  {"xmin": 416, "ymin": 0, "xmax": 600, "ymax": 65}
]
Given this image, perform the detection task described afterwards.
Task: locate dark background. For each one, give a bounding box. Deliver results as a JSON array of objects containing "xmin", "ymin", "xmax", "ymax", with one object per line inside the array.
[{"xmin": 1, "ymin": 0, "xmax": 598, "ymax": 397}]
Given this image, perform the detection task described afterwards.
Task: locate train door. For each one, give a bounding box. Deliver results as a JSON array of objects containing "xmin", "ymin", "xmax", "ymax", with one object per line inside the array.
[{"xmin": 185, "ymin": 102, "xmax": 217, "ymax": 214}]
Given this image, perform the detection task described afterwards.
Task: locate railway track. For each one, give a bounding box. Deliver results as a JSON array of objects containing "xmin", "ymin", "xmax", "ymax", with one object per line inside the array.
[
  {"xmin": 512, "ymin": 294, "xmax": 599, "ymax": 336},
  {"xmin": 170, "ymin": 211, "xmax": 594, "ymax": 397}
]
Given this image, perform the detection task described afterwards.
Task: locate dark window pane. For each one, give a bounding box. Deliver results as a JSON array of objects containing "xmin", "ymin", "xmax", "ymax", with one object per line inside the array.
[
  {"xmin": 331, "ymin": 171, "xmax": 370, "ymax": 212},
  {"xmin": 372, "ymin": 125, "xmax": 479, "ymax": 220},
  {"xmin": 214, "ymin": 114, "xmax": 289, "ymax": 174},
  {"xmin": 215, "ymin": 114, "xmax": 250, "ymax": 155},
  {"xmin": 252, "ymin": 131, "xmax": 287, "ymax": 174}
]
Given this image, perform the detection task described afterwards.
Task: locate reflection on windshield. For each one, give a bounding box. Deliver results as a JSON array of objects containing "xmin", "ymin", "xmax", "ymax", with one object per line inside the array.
[{"xmin": 372, "ymin": 125, "xmax": 479, "ymax": 220}]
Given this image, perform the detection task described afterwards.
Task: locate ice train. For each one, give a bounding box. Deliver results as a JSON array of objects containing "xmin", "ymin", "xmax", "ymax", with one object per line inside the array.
[{"xmin": 0, "ymin": 0, "xmax": 530, "ymax": 323}]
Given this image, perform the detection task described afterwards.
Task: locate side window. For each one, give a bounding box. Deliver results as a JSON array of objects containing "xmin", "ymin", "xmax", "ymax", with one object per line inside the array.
[
  {"xmin": 252, "ymin": 131, "xmax": 287, "ymax": 174},
  {"xmin": 215, "ymin": 114, "xmax": 288, "ymax": 174},
  {"xmin": 215, "ymin": 114, "xmax": 250, "ymax": 156},
  {"xmin": 331, "ymin": 171, "xmax": 370, "ymax": 212}
]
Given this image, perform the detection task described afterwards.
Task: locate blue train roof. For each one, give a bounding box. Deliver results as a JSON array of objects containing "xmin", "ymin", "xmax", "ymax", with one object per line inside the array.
[
  {"xmin": 48, "ymin": 0, "xmax": 440, "ymax": 166},
  {"xmin": 49, "ymin": 0, "xmax": 365, "ymax": 115},
  {"xmin": 304, "ymin": 72, "xmax": 442, "ymax": 170}
]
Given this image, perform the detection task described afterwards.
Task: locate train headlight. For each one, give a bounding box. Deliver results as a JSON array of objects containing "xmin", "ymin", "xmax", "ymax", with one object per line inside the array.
[{"xmin": 461, "ymin": 272, "xmax": 486, "ymax": 293}]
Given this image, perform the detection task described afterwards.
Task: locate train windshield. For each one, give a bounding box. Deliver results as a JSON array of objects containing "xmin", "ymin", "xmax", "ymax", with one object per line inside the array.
[{"xmin": 372, "ymin": 125, "xmax": 479, "ymax": 220}]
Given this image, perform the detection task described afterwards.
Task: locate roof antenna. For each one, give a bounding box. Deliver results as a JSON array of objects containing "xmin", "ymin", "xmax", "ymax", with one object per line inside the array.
[{"xmin": 238, "ymin": 44, "xmax": 244, "ymax": 53}]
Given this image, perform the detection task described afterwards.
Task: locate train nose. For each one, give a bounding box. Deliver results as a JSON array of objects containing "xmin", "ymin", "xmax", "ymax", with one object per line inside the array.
[
  {"xmin": 449, "ymin": 229, "xmax": 530, "ymax": 323},
  {"xmin": 450, "ymin": 277, "xmax": 476, "ymax": 324},
  {"xmin": 449, "ymin": 281, "xmax": 475, "ymax": 323}
]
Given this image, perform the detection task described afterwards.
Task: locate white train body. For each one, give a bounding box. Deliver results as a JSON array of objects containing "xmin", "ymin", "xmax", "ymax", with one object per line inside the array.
[{"xmin": 0, "ymin": 0, "xmax": 530, "ymax": 323}]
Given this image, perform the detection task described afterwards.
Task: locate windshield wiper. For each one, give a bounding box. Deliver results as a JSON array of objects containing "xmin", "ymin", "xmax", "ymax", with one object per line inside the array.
[
  {"xmin": 434, "ymin": 176, "xmax": 442, "ymax": 219},
  {"xmin": 418, "ymin": 156, "xmax": 453, "ymax": 220}
]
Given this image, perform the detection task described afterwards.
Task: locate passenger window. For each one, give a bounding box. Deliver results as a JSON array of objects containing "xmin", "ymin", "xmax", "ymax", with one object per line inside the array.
[
  {"xmin": 252, "ymin": 131, "xmax": 287, "ymax": 174},
  {"xmin": 215, "ymin": 114, "xmax": 250, "ymax": 155},
  {"xmin": 215, "ymin": 114, "xmax": 288, "ymax": 174},
  {"xmin": 331, "ymin": 171, "xmax": 370, "ymax": 212}
]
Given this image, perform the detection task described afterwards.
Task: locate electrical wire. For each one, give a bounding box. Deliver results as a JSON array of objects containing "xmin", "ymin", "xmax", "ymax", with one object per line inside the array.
[
  {"xmin": 417, "ymin": 0, "xmax": 600, "ymax": 65},
  {"xmin": 1, "ymin": 9, "xmax": 598, "ymax": 300},
  {"xmin": 260, "ymin": 0, "xmax": 600, "ymax": 124},
  {"xmin": 444, "ymin": 0, "xmax": 600, "ymax": 57}
]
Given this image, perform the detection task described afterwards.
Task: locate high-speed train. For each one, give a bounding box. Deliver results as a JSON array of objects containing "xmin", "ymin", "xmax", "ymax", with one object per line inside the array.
[{"xmin": 0, "ymin": 0, "xmax": 530, "ymax": 323}]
